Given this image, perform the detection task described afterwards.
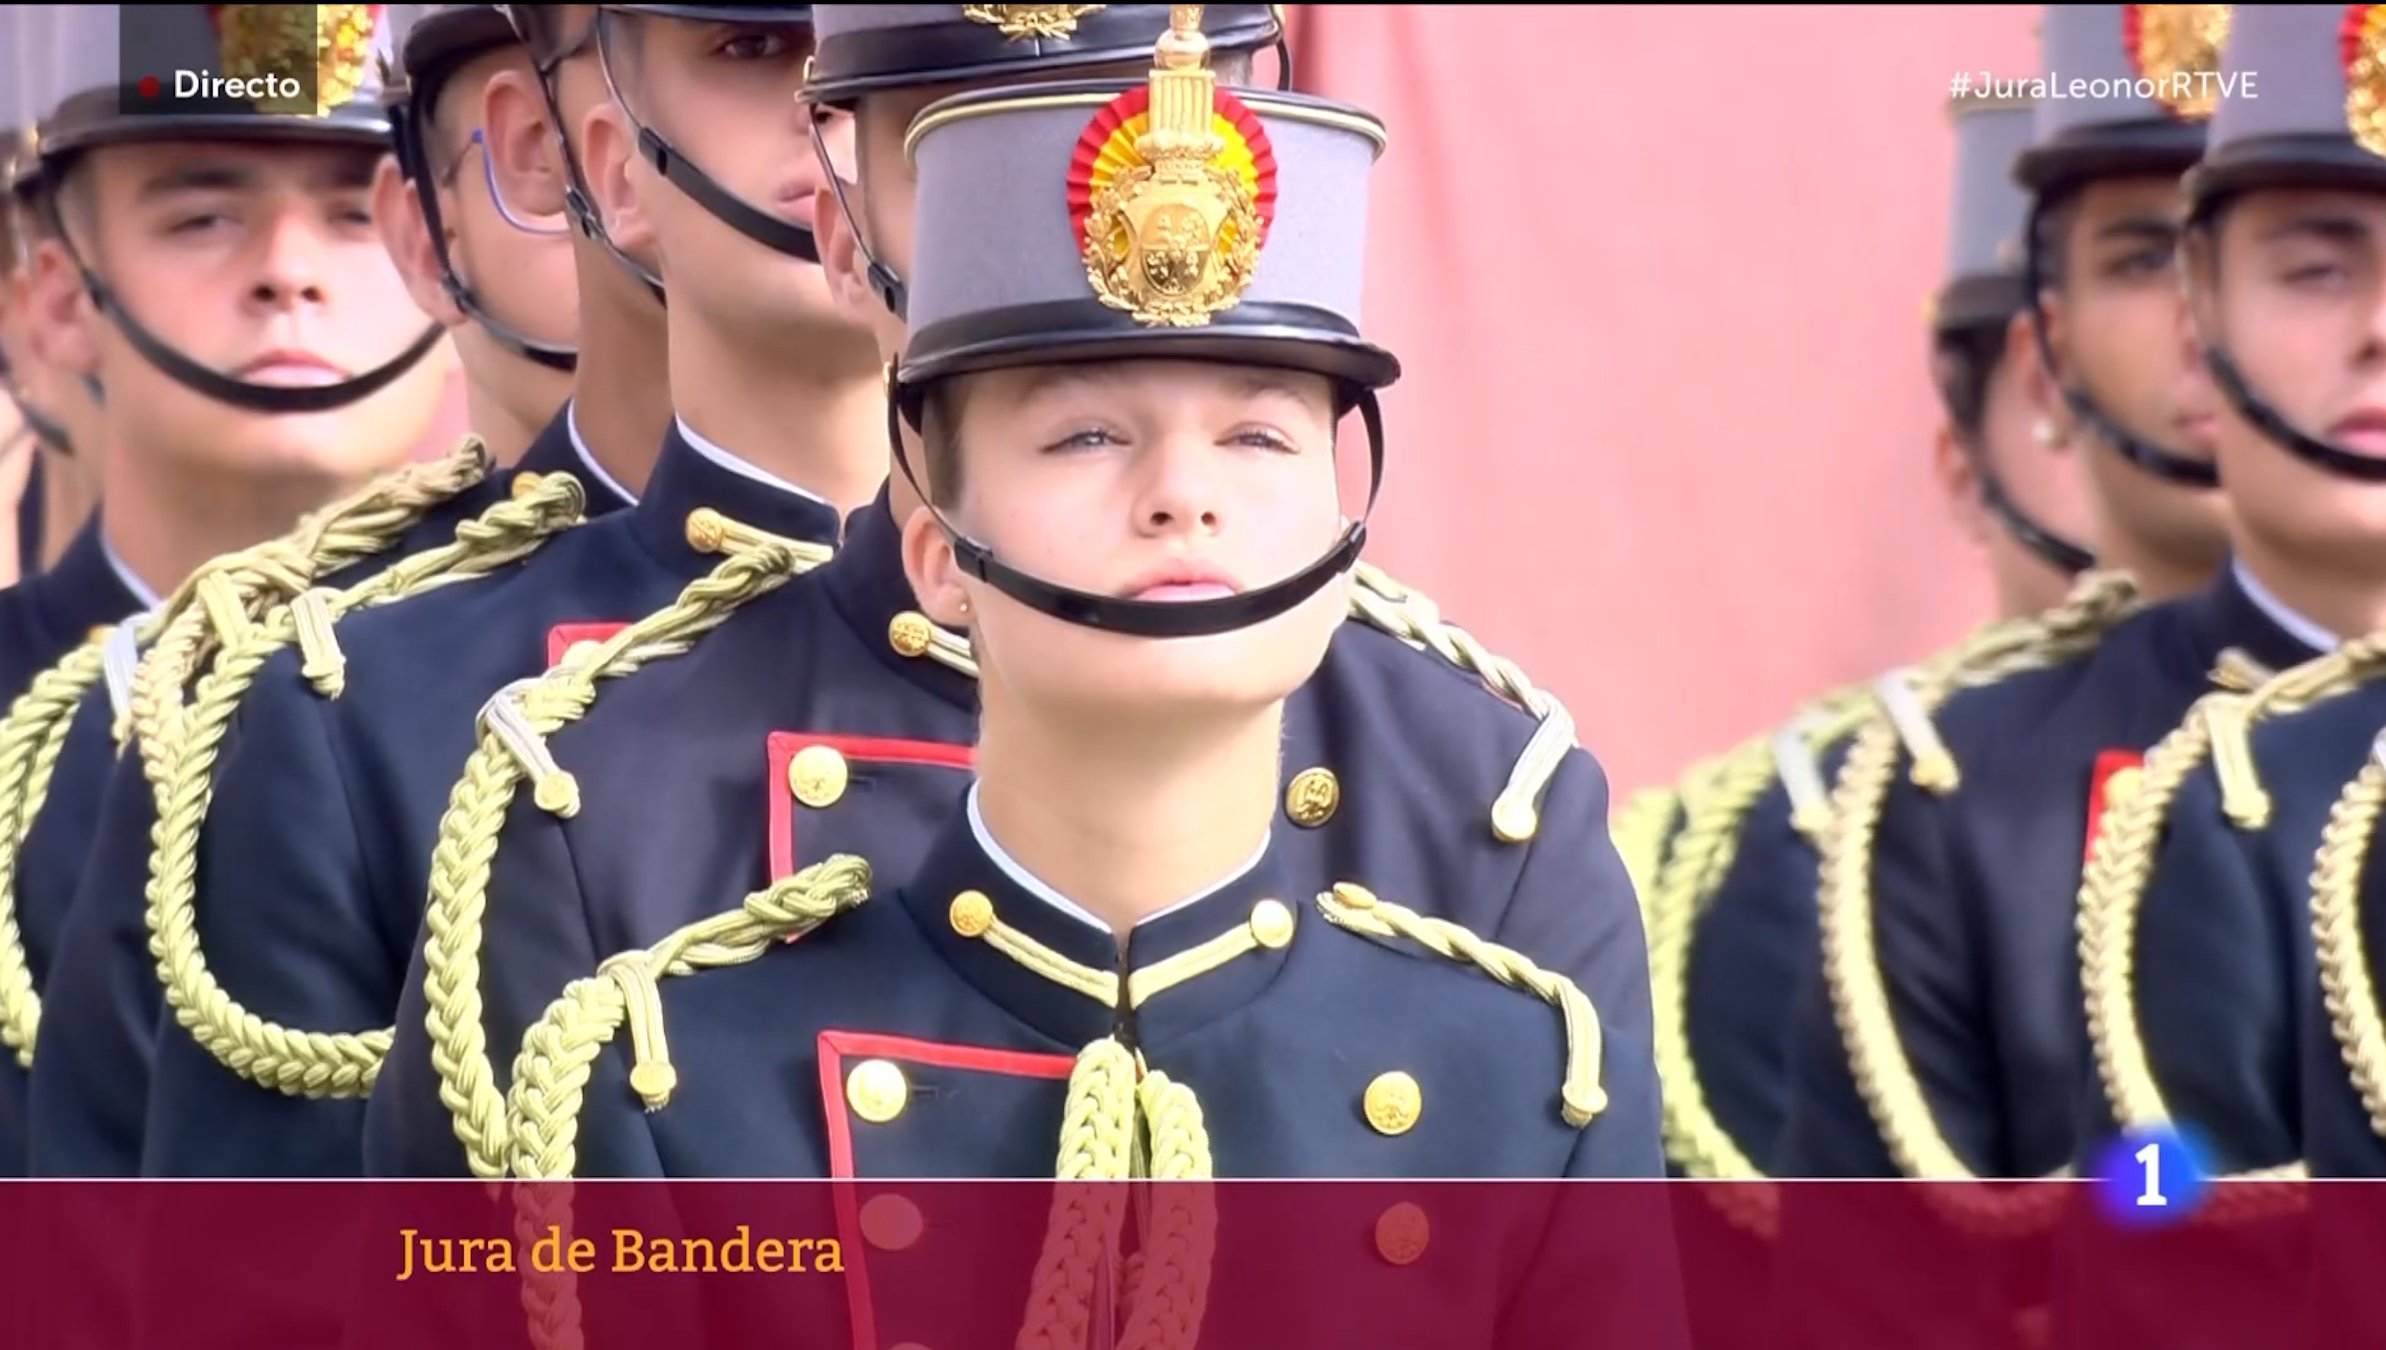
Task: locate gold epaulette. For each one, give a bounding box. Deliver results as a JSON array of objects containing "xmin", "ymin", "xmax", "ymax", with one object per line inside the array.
[
  {"xmin": 2080, "ymin": 637, "xmax": 2386, "ymax": 1173},
  {"xmin": 1344, "ymin": 564, "xmax": 1573, "ymax": 845},
  {"xmin": 148, "ymin": 472, "xmax": 588, "ymax": 1099},
  {"xmin": 1816, "ymin": 570, "xmax": 2146, "ymax": 1181},
  {"xmin": 0, "ymin": 443, "xmax": 510, "ymax": 1070},
  {"xmin": 505, "ymin": 854, "xmax": 873, "ymax": 1180},
  {"xmin": 424, "ymin": 526, "xmax": 842, "ymax": 1177},
  {"xmin": 1319, "ymin": 881, "xmax": 1605, "ymax": 1130}
]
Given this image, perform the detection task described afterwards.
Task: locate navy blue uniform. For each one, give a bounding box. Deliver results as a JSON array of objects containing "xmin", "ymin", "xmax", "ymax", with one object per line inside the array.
[
  {"xmin": 2080, "ymin": 682, "xmax": 2386, "ymax": 1174},
  {"xmin": 21, "ymin": 409, "xmax": 647, "ymax": 1175},
  {"xmin": 0, "ymin": 523, "xmax": 141, "ymax": 1170},
  {"xmin": 542, "ymin": 808, "xmax": 1611, "ymax": 1177},
  {"xmin": 13, "ymin": 449, "xmax": 40, "ymax": 580},
  {"xmin": 1779, "ymin": 568, "xmax": 2321, "ymax": 1177},
  {"xmin": 364, "ymin": 498, "xmax": 1661, "ymax": 1180}
]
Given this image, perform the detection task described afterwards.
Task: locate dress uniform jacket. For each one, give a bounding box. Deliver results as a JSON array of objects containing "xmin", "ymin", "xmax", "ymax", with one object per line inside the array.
[
  {"xmin": 365, "ymin": 503, "xmax": 1662, "ymax": 1180},
  {"xmin": 1778, "ymin": 567, "xmax": 2323, "ymax": 1177},
  {"xmin": 18, "ymin": 411, "xmax": 666, "ymax": 1175},
  {"xmin": 2086, "ymin": 681, "xmax": 2386, "ymax": 1175}
]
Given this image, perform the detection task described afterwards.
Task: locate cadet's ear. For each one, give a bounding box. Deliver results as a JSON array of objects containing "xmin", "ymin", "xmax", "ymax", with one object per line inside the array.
[
  {"xmin": 1931, "ymin": 424, "xmax": 1990, "ymax": 546},
  {"xmin": 901, "ymin": 499, "xmax": 972, "ymax": 629},
  {"xmin": 814, "ymin": 184, "xmax": 871, "ymax": 320},
  {"xmin": 2006, "ymin": 308, "xmax": 2070, "ymax": 451},
  {"xmin": 28, "ymin": 235, "xmax": 98, "ymax": 380},
  {"xmin": 373, "ymin": 157, "xmax": 463, "ymax": 328},
  {"xmin": 484, "ymin": 66, "xmax": 566, "ymax": 218},
  {"xmin": 580, "ymin": 101, "xmax": 653, "ymax": 257}
]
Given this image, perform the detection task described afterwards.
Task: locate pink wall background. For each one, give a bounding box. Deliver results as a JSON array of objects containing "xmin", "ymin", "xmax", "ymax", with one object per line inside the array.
[{"xmin": 1290, "ymin": 4, "xmax": 2041, "ymax": 798}]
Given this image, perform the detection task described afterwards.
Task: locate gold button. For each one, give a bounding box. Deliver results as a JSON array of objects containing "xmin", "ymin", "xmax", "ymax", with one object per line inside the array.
[
  {"xmin": 1249, "ymin": 899, "xmax": 1293, "ymax": 949},
  {"xmin": 846, "ymin": 1059, "xmax": 908, "ymax": 1124},
  {"xmin": 1373, "ymin": 1202, "xmax": 1430, "ymax": 1266},
  {"xmin": 510, "ymin": 470, "xmax": 544, "ymax": 500},
  {"xmin": 684, "ymin": 507, "xmax": 727, "ymax": 554},
  {"xmin": 2104, "ymin": 765, "xmax": 2144, "ymax": 807},
  {"xmin": 1331, "ymin": 881, "xmax": 1377, "ymax": 911},
  {"xmin": 949, "ymin": 890, "xmax": 994, "ymax": 939},
  {"xmin": 789, "ymin": 744, "xmax": 850, "ymax": 809},
  {"xmin": 889, "ymin": 610, "xmax": 935, "ymax": 659},
  {"xmin": 1491, "ymin": 797, "xmax": 1539, "ymax": 844},
  {"xmin": 859, "ymin": 1194, "xmax": 924, "ymax": 1252},
  {"xmin": 1284, "ymin": 766, "xmax": 1340, "ymax": 828},
  {"xmin": 1364, "ymin": 1071, "xmax": 1422, "ymax": 1136}
]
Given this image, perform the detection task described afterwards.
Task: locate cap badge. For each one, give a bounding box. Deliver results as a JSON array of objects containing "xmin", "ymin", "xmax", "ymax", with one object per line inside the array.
[
  {"xmin": 2122, "ymin": 4, "xmax": 2232, "ymax": 120},
  {"xmin": 208, "ymin": 4, "xmax": 380, "ymax": 117},
  {"xmin": 1067, "ymin": 6, "xmax": 1277, "ymax": 327},
  {"xmin": 963, "ymin": 5, "xmax": 1108, "ymax": 40},
  {"xmin": 2343, "ymin": 5, "xmax": 2386, "ymax": 159}
]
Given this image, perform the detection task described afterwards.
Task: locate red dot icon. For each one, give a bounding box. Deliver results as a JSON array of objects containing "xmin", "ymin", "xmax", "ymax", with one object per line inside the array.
[{"xmin": 137, "ymin": 75, "xmax": 161, "ymax": 98}]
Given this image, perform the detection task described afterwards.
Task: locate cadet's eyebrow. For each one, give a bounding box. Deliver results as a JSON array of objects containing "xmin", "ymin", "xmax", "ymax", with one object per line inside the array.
[
  {"xmin": 2261, "ymin": 214, "xmax": 2370, "ymax": 248},
  {"xmin": 137, "ymin": 163, "xmax": 256, "ymax": 201},
  {"xmin": 2092, "ymin": 216, "xmax": 2179, "ymax": 245}
]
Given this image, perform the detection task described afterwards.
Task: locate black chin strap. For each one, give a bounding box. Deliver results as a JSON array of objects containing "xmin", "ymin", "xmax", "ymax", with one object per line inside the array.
[
  {"xmin": 530, "ymin": 31, "xmax": 668, "ymax": 306},
  {"xmin": 596, "ymin": 13, "xmax": 821, "ymax": 265},
  {"xmin": 392, "ymin": 104, "xmax": 579, "ymax": 373},
  {"xmin": 2205, "ymin": 344, "xmax": 2386, "ymax": 483},
  {"xmin": 888, "ymin": 375, "xmax": 1384, "ymax": 639},
  {"xmin": 2023, "ymin": 193, "xmax": 2220, "ymax": 488},
  {"xmin": 809, "ymin": 110, "xmax": 904, "ymax": 319},
  {"xmin": 1961, "ymin": 437, "xmax": 2097, "ymax": 574},
  {"xmin": 42, "ymin": 193, "xmax": 445, "ymax": 415}
]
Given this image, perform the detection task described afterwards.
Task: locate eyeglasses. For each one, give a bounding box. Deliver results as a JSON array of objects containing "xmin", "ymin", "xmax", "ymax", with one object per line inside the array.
[{"xmin": 440, "ymin": 128, "xmax": 570, "ymax": 237}]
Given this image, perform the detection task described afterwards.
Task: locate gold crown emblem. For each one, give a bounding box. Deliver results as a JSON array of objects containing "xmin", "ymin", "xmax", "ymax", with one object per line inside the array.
[
  {"xmin": 962, "ymin": 4, "xmax": 1108, "ymax": 40},
  {"xmin": 1067, "ymin": 6, "xmax": 1277, "ymax": 327},
  {"xmin": 208, "ymin": 4, "xmax": 378, "ymax": 117},
  {"xmin": 2122, "ymin": 4, "xmax": 2232, "ymax": 120}
]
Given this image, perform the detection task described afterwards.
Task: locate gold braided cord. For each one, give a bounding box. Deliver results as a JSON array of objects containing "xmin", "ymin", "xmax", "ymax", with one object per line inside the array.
[
  {"xmin": 428, "ymin": 540, "xmax": 830, "ymax": 1177},
  {"xmin": 1317, "ymin": 881, "xmax": 1604, "ymax": 1127},
  {"xmin": 0, "ymin": 639, "xmax": 108, "ymax": 1066},
  {"xmin": 1125, "ymin": 928, "xmax": 1260, "ymax": 1008},
  {"xmin": 1346, "ymin": 563, "xmax": 1574, "ymax": 842},
  {"xmin": 2312, "ymin": 748, "xmax": 2386, "ymax": 1146},
  {"xmin": 982, "ymin": 915, "xmax": 1122, "ymax": 1007},
  {"xmin": 1056, "ymin": 1038, "xmax": 1142, "ymax": 1181},
  {"xmin": 146, "ymin": 478, "xmax": 589, "ymax": 1099},
  {"xmin": 2081, "ymin": 637, "xmax": 2386, "ymax": 1161},
  {"xmin": 1611, "ymin": 785, "xmax": 1682, "ymax": 929},
  {"xmin": 503, "ymin": 856, "xmax": 873, "ymax": 1180},
  {"xmin": 1816, "ymin": 570, "xmax": 2145, "ymax": 1179}
]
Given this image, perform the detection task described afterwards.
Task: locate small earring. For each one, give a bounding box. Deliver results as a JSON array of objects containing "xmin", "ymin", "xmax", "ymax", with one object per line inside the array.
[
  {"xmin": 2032, "ymin": 418, "xmax": 2061, "ymax": 447},
  {"xmin": 957, "ymin": 598, "xmax": 969, "ymax": 614}
]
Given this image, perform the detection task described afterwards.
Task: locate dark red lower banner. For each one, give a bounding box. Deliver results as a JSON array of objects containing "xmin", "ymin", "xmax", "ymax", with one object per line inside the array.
[{"xmin": 0, "ymin": 1180, "xmax": 2345, "ymax": 1348}]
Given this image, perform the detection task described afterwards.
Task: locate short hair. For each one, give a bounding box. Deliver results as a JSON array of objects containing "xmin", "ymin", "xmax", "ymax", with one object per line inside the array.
[
  {"xmin": 917, "ymin": 380, "xmax": 968, "ymax": 507},
  {"xmin": 1930, "ymin": 316, "xmax": 2011, "ymax": 444}
]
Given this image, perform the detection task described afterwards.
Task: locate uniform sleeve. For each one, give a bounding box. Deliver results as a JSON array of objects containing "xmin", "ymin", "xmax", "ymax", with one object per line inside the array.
[
  {"xmin": 141, "ymin": 654, "xmax": 387, "ymax": 1176},
  {"xmin": 2094, "ymin": 763, "xmax": 2301, "ymax": 1174},
  {"xmin": 364, "ymin": 787, "xmax": 606, "ymax": 1177},
  {"xmin": 25, "ymin": 749, "xmax": 165, "ymax": 1176},
  {"xmin": 1778, "ymin": 771, "xmax": 1989, "ymax": 1175},
  {"xmin": 1491, "ymin": 746, "xmax": 1663, "ymax": 1177}
]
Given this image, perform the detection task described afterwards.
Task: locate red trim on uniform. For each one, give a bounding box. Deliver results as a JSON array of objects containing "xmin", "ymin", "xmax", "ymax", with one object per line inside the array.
[
  {"xmin": 2083, "ymin": 749, "xmax": 2145, "ymax": 865},
  {"xmin": 765, "ymin": 733, "xmax": 975, "ymax": 881},
  {"xmin": 545, "ymin": 622, "xmax": 628, "ymax": 668},
  {"xmin": 815, "ymin": 1030, "xmax": 1076, "ymax": 1179}
]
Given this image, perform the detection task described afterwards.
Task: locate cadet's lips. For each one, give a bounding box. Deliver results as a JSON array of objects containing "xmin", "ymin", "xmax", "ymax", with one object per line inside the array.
[
  {"xmin": 1122, "ymin": 562, "xmax": 1241, "ymax": 602},
  {"xmin": 235, "ymin": 349, "xmax": 349, "ymax": 387},
  {"xmin": 2329, "ymin": 408, "xmax": 2386, "ymax": 456}
]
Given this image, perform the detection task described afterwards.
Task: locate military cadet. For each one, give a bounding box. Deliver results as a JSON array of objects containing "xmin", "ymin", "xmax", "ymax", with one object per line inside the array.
[
  {"xmin": 1775, "ymin": 2, "xmax": 2308, "ymax": 1180},
  {"xmin": 0, "ymin": 2, "xmax": 465, "ymax": 1172},
  {"xmin": 377, "ymin": 2, "xmax": 580, "ymax": 465},
  {"xmin": 1651, "ymin": 91, "xmax": 2095, "ymax": 1191},
  {"xmin": 507, "ymin": 0, "xmax": 1640, "ymax": 1189},
  {"xmin": 2073, "ymin": 4, "xmax": 2386, "ymax": 1180},
  {"xmin": 118, "ymin": 1, "xmax": 888, "ymax": 1177},
  {"xmin": 362, "ymin": 3, "xmax": 1653, "ymax": 1189}
]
